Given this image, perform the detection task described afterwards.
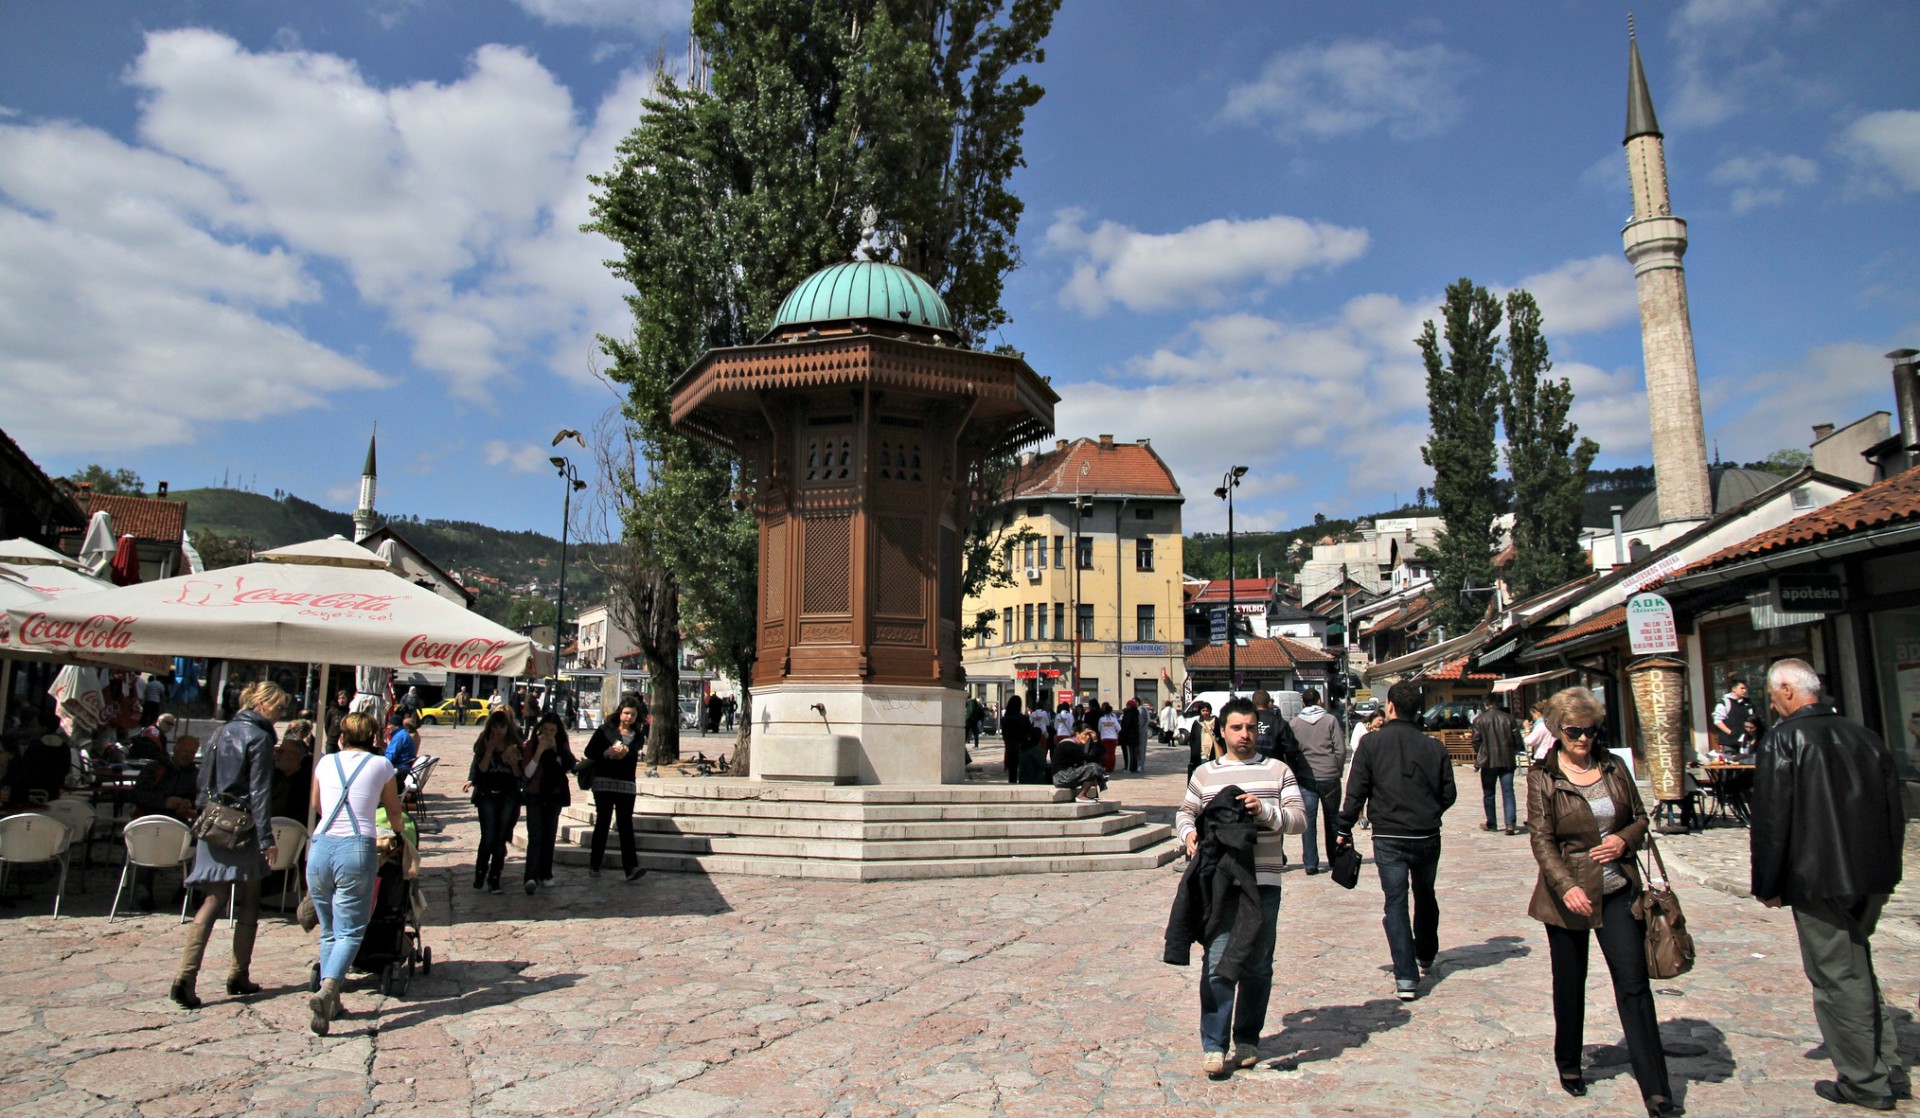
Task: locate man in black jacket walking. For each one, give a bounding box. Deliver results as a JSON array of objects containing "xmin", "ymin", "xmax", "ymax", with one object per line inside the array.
[
  {"xmin": 1336, "ymin": 680, "xmax": 1456, "ymax": 1001},
  {"xmin": 1471, "ymin": 700, "xmax": 1521, "ymax": 835},
  {"xmin": 1752, "ymin": 659, "xmax": 1907, "ymax": 1111}
]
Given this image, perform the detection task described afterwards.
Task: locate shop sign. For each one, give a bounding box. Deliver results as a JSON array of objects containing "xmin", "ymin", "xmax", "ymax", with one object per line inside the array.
[
  {"xmin": 1209, "ymin": 608, "xmax": 1228, "ymax": 642},
  {"xmin": 1120, "ymin": 642, "xmax": 1168, "ymax": 655},
  {"xmin": 1626, "ymin": 592, "xmax": 1680, "ymax": 654},
  {"xmin": 1771, "ymin": 572, "xmax": 1845, "ymax": 613}
]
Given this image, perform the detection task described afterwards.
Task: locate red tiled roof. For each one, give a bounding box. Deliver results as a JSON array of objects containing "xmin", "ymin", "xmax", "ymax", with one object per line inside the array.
[
  {"xmin": 1011, "ymin": 437, "xmax": 1181, "ymax": 499},
  {"xmin": 1532, "ymin": 604, "xmax": 1628, "ymax": 650},
  {"xmin": 1423, "ymin": 654, "xmax": 1500, "ymax": 681},
  {"xmin": 1190, "ymin": 577, "xmax": 1286, "ymax": 604},
  {"xmin": 1187, "ymin": 635, "xmax": 1337, "ymax": 669},
  {"xmin": 76, "ymin": 493, "xmax": 187, "ymax": 542},
  {"xmin": 1674, "ymin": 464, "xmax": 1920, "ymax": 577},
  {"xmin": 1367, "ymin": 595, "xmax": 1433, "ymax": 634}
]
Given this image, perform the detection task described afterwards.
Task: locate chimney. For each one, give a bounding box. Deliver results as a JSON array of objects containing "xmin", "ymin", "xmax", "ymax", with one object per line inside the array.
[
  {"xmin": 1891, "ymin": 349, "xmax": 1920, "ymax": 471},
  {"xmin": 1055, "ymin": 439, "xmax": 1069, "ymax": 452},
  {"xmin": 157, "ymin": 481, "xmax": 169, "ymax": 497},
  {"xmin": 1098, "ymin": 433, "xmax": 1114, "ymax": 449},
  {"xmin": 1139, "ymin": 437, "xmax": 1151, "ymax": 447},
  {"xmin": 1811, "ymin": 423, "xmax": 1835, "ymax": 441}
]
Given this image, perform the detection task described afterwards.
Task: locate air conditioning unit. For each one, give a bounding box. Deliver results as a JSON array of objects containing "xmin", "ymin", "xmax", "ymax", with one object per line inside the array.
[{"xmin": 1024, "ymin": 566, "xmax": 1041, "ymax": 580}]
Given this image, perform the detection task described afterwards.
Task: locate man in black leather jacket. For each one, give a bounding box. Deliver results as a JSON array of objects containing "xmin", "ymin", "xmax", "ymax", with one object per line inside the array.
[{"xmin": 1751, "ymin": 658, "xmax": 1907, "ymax": 1110}]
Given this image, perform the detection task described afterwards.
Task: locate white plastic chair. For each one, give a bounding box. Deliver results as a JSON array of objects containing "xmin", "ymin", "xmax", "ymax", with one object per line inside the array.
[
  {"xmin": 0, "ymin": 813, "xmax": 74, "ymax": 918},
  {"xmin": 109, "ymin": 816, "xmax": 193, "ymax": 923},
  {"xmin": 43, "ymin": 799, "xmax": 101, "ymax": 881},
  {"xmin": 268, "ymin": 817, "xmax": 310, "ymax": 914}
]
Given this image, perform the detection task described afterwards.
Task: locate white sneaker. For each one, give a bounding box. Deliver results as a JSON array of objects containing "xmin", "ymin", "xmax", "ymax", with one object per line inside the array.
[{"xmin": 1201, "ymin": 1051, "xmax": 1228, "ymax": 1078}]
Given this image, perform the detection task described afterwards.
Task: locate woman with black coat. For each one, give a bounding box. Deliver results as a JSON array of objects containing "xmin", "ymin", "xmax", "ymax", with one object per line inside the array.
[
  {"xmin": 463, "ymin": 709, "xmax": 523, "ymax": 894},
  {"xmin": 518, "ymin": 710, "xmax": 576, "ymax": 894},
  {"xmin": 1000, "ymin": 695, "xmax": 1030, "ymax": 783},
  {"xmin": 583, "ymin": 694, "xmax": 646, "ymax": 882},
  {"xmin": 171, "ymin": 680, "xmax": 286, "ymax": 1008}
]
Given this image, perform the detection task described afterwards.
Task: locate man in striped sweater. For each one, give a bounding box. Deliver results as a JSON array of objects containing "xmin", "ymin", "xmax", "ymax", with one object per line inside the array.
[{"xmin": 1176, "ymin": 696, "xmax": 1307, "ymax": 1078}]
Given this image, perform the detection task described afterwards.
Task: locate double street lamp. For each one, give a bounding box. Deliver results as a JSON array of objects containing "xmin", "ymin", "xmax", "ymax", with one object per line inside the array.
[
  {"xmin": 1213, "ymin": 465, "xmax": 1248, "ymax": 695},
  {"xmin": 549, "ymin": 429, "xmax": 587, "ymax": 718}
]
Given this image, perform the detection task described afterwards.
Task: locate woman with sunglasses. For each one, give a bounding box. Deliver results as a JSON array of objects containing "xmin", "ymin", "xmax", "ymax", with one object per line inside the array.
[{"xmin": 1525, "ymin": 686, "xmax": 1681, "ymax": 1117}]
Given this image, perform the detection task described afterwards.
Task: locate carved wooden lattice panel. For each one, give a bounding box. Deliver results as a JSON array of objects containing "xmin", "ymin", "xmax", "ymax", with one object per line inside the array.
[
  {"xmin": 875, "ymin": 437, "xmax": 924, "ymax": 482},
  {"xmin": 802, "ymin": 433, "xmax": 854, "ymax": 483},
  {"xmin": 763, "ymin": 519, "xmax": 787, "ymax": 622},
  {"xmin": 877, "ymin": 516, "xmax": 924, "ymax": 617},
  {"xmin": 801, "ymin": 515, "xmax": 852, "ymax": 614}
]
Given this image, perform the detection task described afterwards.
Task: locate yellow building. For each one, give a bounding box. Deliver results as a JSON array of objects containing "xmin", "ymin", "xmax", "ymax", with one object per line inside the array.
[{"xmin": 963, "ymin": 435, "xmax": 1185, "ymax": 715}]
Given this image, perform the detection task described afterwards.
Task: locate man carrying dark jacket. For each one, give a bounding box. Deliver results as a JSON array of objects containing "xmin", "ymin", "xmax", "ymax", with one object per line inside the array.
[
  {"xmin": 1336, "ymin": 680, "xmax": 1457, "ymax": 1001},
  {"xmin": 1751, "ymin": 658, "xmax": 1908, "ymax": 1111},
  {"xmin": 1471, "ymin": 701, "xmax": 1522, "ymax": 835}
]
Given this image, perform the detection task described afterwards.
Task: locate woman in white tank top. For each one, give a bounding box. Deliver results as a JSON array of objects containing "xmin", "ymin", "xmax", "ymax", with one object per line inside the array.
[{"xmin": 305, "ymin": 712, "xmax": 406, "ymax": 1036}]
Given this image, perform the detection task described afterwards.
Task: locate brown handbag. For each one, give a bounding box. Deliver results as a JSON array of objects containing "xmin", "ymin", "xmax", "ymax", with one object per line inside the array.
[{"xmin": 1639, "ymin": 834, "xmax": 1695, "ymax": 979}]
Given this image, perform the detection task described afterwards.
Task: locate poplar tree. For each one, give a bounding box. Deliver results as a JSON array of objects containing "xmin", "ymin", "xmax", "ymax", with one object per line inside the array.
[
  {"xmin": 586, "ymin": 0, "xmax": 1060, "ymax": 768},
  {"xmin": 1417, "ymin": 279, "xmax": 1504, "ymax": 635},
  {"xmin": 1500, "ymin": 290, "xmax": 1599, "ymax": 602}
]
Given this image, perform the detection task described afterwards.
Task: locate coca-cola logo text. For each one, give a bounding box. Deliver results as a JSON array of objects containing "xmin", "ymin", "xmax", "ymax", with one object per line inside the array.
[
  {"xmin": 169, "ymin": 575, "xmax": 401, "ymax": 613},
  {"xmin": 400, "ymin": 635, "xmax": 510, "ymax": 673},
  {"xmin": 17, "ymin": 613, "xmax": 136, "ymax": 652}
]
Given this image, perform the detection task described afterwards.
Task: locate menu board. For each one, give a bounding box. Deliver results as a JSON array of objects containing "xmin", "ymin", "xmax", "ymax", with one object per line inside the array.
[{"xmin": 1629, "ymin": 655, "xmax": 1688, "ymax": 801}]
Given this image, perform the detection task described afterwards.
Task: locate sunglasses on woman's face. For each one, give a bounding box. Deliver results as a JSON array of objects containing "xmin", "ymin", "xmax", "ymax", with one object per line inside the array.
[{"xmin": 1561, "ymin": 724, "xmax": 1599, "ymax": 739}]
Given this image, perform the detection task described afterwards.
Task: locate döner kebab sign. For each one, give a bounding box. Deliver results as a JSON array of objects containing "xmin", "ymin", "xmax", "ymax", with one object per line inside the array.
[{"xmin": 0, "ymin": 539, "xmax": 533, "ymax": 676}]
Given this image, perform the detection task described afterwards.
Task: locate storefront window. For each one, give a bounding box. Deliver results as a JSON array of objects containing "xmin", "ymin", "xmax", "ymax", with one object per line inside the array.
[
  {"xmin": 1700, "ymin": 615, "xmax": 1812, "ymax": 729},
  {"xmin": 1871, "ymin": 605, "xmax": 1920, "ymax": 780}
]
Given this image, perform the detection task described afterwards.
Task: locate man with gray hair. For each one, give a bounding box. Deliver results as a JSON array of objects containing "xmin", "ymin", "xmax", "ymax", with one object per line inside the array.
[{"xmin": 1751, "ymin": 658, "xmax": 1908, "ymax": 1110}]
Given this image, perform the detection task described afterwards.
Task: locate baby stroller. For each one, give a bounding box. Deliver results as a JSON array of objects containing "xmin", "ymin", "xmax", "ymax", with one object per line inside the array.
[{"xmin": 308, "ymin": 826, "xmax": 430, "ymax": 997}]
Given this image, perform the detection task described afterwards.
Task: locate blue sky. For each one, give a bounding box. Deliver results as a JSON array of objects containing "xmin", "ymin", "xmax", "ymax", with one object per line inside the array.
[{"xmin": 2, "ymin": 0, "xmax": 1916, "ymax": 538}]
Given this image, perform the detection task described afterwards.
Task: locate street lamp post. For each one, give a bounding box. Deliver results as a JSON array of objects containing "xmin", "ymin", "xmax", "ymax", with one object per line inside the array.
[
  {"xmin": 1070, "ymin": 459, "xmax": 1089, "ymax": 706},
  {"xmin": 548, "ymin": 451, "xmax": 587, "ymax": 719},
  {"xmin": 1213, "ymin": 466, "xmax": 1248, "ymax": 695}
]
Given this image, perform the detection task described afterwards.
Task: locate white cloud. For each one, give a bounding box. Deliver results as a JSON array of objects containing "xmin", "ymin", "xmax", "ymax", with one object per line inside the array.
[
  {"xmin": 1047, "ymin": 210, "xmax": 1368, "ymax": 316},
  {"xmin": 482, "ymin": 441, "xmax": 552, "ymax": 473},
  {"xmin": 1707, "ymin": 341, "xmax": 1896, "ymax": 461},
  {"xmin": 1222, "ymin": 38, "xmax": 1475, "ymax": 142},
  {"xmin": 1709, "ymin": 151, "xmax": 1820, "ymax": 213},
  {"xmin": 512, "ymin": 0, "xmax": 689, "ymax": 34},
  {"xmin": 1662, "ymin": 0, "xmax": 1839, "ymax": 129},
  {"xmin": 1841, "ymin": 110, "xmax": 1920, "ymax": 193},
  {"xmin": 1507, "ymin": 256, "xmax": 1640, "ymax": 336}
]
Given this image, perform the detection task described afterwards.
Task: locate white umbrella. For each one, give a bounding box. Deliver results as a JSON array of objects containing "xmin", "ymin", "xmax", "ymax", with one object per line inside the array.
[
  {"xmin": 0, "ymin": 561, "xmax": 116, "ymax": 599},
  {"xmin": 0, "ymin": 570, "xmax": 167, "ymax": 726},
  {"xmin": 77, "ymin": 511, "xmax": 115, "ymax": 577},
  {"xmin": 0, "ymin": 538, "xmax": 82, "ymax": 570},
  {"xmin": 3, "ymin": 536, "xmax": 533, "ymax": 675}
]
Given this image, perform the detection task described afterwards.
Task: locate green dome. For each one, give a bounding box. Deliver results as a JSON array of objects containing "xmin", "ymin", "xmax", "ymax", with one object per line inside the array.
[{"xmin": 771, "ymin": 261, "xmax": 953, "ymax": 333}]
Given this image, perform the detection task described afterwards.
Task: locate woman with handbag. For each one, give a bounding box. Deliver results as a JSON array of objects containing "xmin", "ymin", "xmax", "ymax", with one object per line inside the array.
[
  {"xmin": 1525, "ymin": 686, "xmax": 1682, "ymax": 1117},
  {"xmin": 463, "ymin": 709, "xmax": 524, "ymax": 894},
  {"xmin": 305, "ymin": 712, "xmax": 406, "ymax": 1035},
  {"xmin": 583, "ymin": 694, "xmax": 647, "ymax": 882},
  {"xmin": 519, "ymin": 710, "xmax": 576, "ymax": 894},
  {"xmin": 171, "ymin": 680, "xmax": 286, "ymax": 1008}
]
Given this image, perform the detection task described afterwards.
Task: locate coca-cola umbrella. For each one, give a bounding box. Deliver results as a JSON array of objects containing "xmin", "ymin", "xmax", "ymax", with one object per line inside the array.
[
  {"xmin": 3, "ymin": 536, "xmax": 533, "ymax": 681},
  {"xmin": 0, "ymin": 568, "xmax": 165, "ymax": 727},
  {"xmin": 109, "ymin": 535, "xmax": 142, "ymax": 586}
]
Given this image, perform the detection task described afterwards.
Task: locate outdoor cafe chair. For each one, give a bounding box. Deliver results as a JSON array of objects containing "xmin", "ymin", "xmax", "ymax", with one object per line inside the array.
[
  {"xmin": 108, "ymin": 816, "xmax": 193, "ymax": 923},
  {"xmin": 43, "ymin": 798, "xmax": 106, "ymax": 882},
  {"xmin": 267, "ymin": 817, "xmax": 310, "ymax": 914},
  {"xmin": 0, "ymin": 813, "xmax": 74, "ymax": 918}
]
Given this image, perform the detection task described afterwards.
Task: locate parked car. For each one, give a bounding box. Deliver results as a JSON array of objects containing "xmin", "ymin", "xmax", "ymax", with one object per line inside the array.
[
  {"xmin": 1173, "ymin": 689, "xmax": 1304, "ymax": 740},
  {"xmin": 1419, "ymin": 700, "xmax": 1484, "ymax": 732},
  {"xmin": 418, "ymin": 697, "xmax": 490, "ymax": 725}
]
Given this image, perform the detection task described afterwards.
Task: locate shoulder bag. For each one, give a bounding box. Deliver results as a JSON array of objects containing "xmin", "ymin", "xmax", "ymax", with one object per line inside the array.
[
  {"xmin": 191, "ymin": 737, "xmax": 256, "ymax": 850},
  {"xmin": 1639, "ymin": 833, "xmax": 1695, "ymax": 979},
  {"xmin": 1329, "ymin": 836, "xmax": 1362, "ymax": 889}
]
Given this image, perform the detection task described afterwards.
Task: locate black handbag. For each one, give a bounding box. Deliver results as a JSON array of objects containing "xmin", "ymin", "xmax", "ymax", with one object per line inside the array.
[
  {"xmin": 1329, "ymin": 837, "xmax": 1362, "ymax": 889},
  {"xmin": 575, "ymin": 756, "xmax": 596, "ymax": 791}
]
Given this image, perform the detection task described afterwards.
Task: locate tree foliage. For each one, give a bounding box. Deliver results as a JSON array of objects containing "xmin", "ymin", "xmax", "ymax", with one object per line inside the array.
[
  {"xmin": 585, "ymin": 0, "xmax": 1060, "ymax": 770},
  {"xmin": 69, "ymin": 465, "xmax": 143, "ymax": 496},
  {"xmin": 1418, "ymin": 279, "xmax": 1505, "ymax": 635},
  {"xmin": 1500, "ymin": 291, "xmax": 1599, "ymax": 602}
]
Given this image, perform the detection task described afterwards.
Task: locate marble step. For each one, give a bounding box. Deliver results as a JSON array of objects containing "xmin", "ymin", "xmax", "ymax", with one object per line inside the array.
[
  {"xmin": 544, "ymin": 818, "xmax": 1172, "ymax": 862},
  {"xmin": 543, "ymin": 840, "xmax": 1183, "ymax": 880}
]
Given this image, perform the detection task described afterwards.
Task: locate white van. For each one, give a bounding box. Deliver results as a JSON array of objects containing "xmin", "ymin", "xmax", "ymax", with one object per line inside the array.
[{"xmin": 1173, "ymin": 690, "xmax": 1305, "ymax": 741}]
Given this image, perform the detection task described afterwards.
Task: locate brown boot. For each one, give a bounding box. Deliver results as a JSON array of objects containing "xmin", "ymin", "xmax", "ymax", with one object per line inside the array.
[
  {"xmin": 309, "ymin": 978, "xmax": 342, "ymax": 1036},
  {"xmin": 226, "ymin": 921, "xmax": 261, "ymax": 996},
  {"xmin": 172, "ymin": 921, "xmax": 213, "ymax": 1008}
]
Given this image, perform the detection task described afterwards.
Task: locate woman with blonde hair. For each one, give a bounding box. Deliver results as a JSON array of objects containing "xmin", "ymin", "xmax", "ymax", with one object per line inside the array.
[
  {"xmin": 463, "ymin": 708, "xmax": 524, "ymax": 894},
  {"xmin": 306, "ymin": 712, "xmax": 406, "ymax": 1035},
  {"xmin": 171, "ymin": 680, "xmax": 286, "ymax": 1008},
  {"xmin": 1525, "ymin": 686, "xmax": 1681, "ymax": 1117}
]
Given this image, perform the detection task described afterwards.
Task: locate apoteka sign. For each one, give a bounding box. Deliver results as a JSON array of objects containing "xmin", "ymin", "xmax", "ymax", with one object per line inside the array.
[{"xmin": 1627, "ymin": 592, "xmax": 1679, "ymax": 655}]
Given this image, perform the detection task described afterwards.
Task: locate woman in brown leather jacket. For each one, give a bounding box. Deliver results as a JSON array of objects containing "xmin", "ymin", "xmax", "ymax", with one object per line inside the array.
[{"xmin": 1526, "ymin": 687, "xmax": 1682, "ymax": 1118}]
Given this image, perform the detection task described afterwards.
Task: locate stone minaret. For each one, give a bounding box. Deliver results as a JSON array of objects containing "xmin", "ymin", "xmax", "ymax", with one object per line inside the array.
[
  {"xmin": 352, "ymin": 429, "xmax": 379, "ymax": 541},
  {"xmin": 1622, "ymin": 25, "xmax": 1712, "ymax": 523}
]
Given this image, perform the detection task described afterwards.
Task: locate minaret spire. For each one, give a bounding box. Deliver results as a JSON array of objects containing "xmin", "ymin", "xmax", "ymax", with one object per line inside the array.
[
  {"xmin": 1621, "ymin": 24, "xmax": 1712, "ymax": 523},
  {"xmin": 353, "ymin": 425, "xmax": 380, "ymax": 541}
]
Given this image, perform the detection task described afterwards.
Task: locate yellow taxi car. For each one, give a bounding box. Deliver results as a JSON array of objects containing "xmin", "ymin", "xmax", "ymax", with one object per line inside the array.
[{"xmin": 418, "ymin": 697, "xmax": 490, "ymax": 725}]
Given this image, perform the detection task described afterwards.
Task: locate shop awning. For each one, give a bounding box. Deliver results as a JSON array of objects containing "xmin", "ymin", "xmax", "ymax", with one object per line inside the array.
[{"xmin": 1493, "ymin": 667, "xmax": 1575, "ymax": 693}]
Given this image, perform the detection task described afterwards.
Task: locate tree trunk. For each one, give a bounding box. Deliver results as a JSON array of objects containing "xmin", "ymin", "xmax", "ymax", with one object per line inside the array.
[{"xmin": 730, "ymin": 686, "xmax": 751, "ymax": 776}]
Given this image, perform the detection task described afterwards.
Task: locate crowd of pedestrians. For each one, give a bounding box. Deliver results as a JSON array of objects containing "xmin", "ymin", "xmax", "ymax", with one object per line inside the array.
[{"xmin": 1164, "ymin": 661, "xmax": 1906, "ymax": 1116}]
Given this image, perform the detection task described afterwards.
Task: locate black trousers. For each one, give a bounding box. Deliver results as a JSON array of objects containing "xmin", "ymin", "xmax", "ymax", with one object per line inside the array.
[
  {"xmin": 590, "ymin": 792, "xmax": 636, "ymax": 874},
  {"xmin": 1121, "ymin": 735, "xmax": 1143, "ymax": 772},
  {"xmin": 1546, "ymin": 888, "xmax": 1672, "ymax": 1101}
]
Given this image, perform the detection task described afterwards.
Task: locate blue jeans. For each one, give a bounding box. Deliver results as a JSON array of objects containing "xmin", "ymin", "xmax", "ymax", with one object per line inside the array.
[
  {"xmin": 1297, "ymin": 777, "xmax": 1340, "ymax": 869},
  {"xmin": 474, "ymin": 795, "xmax": 520, "ymax": 885},
  {"xmin": 1372, "ymin": 835, "xmax": 1442, "ymax": 985},
  {"xmin": 1481, "ymin": 767, "xmax": 1516, "ymax": 829},
  {"xmin": 306, "ymin": 834, "xmax": 378, "ymax": 982},
  {"xmin": 1199, "ymin": 884, "xmax": 1283, "ymax": 1053}
]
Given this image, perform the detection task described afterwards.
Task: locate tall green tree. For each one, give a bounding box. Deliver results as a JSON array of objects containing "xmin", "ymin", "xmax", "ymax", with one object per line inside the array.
[
  {"xmin": 69, "ymin": 465, "xmax": 143, "ymax": 496},
  {"xmin": 1500, "ymin": 291, "xmax": 1599, "ymax": 602},
  {"xmin": 1417, "ymin": 279, "xmax": 1505, "ymax": 635},
  {"xmin": 586, "ymin": 0, "xmax": 1060, "ymax": 769}
]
